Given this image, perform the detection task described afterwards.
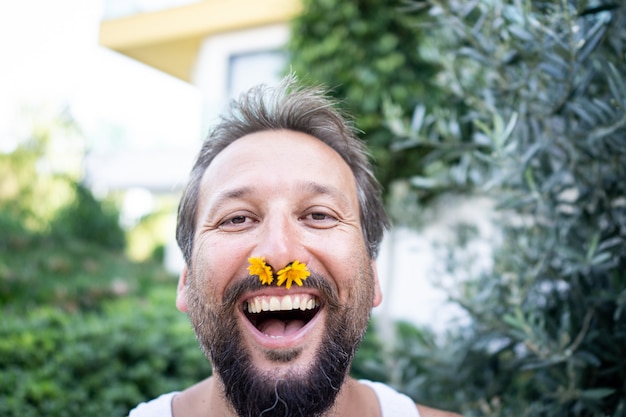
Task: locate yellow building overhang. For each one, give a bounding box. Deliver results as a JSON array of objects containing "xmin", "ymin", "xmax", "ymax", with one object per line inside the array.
[{"xmin": 99, "ymin": 0, "xmax": 302, "ymax": 83}]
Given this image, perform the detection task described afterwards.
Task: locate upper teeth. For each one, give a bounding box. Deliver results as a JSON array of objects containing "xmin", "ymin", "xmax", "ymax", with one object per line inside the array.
[{"xmin": 246, "ymin": 294, "xmax": 320, "ymax": 314}]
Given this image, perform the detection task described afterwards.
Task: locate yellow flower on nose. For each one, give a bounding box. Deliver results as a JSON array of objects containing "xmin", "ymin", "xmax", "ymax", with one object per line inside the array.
[
  {"xmin": 247, "ymin": 257, "xmax": 274, "ymax": 285},
  {"xmin": 276, "ymin": 260, "xmax": 310, "ymax": 290}
]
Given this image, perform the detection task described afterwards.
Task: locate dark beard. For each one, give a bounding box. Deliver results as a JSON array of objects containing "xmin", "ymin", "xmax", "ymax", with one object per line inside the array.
[
  {"xmin": 217, "ymin": 327, "xmax": 354, "ymax": 417},
  {"xmin": 186, "ymin": 272, "xmax": 373, "ymax": 417}
]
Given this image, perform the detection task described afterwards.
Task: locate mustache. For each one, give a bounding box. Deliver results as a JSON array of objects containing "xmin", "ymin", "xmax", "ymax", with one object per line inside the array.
[{"xmin": 222, "ymin": 272, "xmax": 340, "ymax": 310}]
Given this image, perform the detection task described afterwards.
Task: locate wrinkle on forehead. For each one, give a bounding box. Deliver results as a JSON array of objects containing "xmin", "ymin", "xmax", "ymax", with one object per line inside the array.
[{"xmin": 195, "ymin": 130, "xmax": 360, "ymax": 221}]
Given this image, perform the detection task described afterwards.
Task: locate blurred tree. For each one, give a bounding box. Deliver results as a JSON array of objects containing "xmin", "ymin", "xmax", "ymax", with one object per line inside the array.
[
  {"xmin": 50, "ymin": 181, "xmax": 125, "ymax": 250},
  {"xmin": 0, "ymin": 107, "xmax": 127, "ymax": 310},
  {"xmin": 0, "ymin": 108, "xmax": 74, "ymax": 233},
  {"xmin": 385, "ymin": 0, "xmax": 626, "ymax": 415},
  {"xmin": 0, "ymin": 106, "xmax": 123, "ymax": 249},
  {"xmin": 287, "ymin": 0, "xmax": 443, "ymax": 191}
]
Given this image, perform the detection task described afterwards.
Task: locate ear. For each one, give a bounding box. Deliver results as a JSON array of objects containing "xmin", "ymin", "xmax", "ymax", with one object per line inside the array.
[
  {"xmin": 371, "ymin": 260, "xmax": 383, "ymax": 308},
  {"xmin": 176, "ymin": 266, "xmax": 189, "ymax": 313}
]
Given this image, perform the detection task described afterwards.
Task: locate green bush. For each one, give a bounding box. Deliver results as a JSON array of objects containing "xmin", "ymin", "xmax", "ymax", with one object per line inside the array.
[
  {"xmin": 353, "ymin": 319, "xmax": 443, "ymax": 402},
  {"xmin": 385, "ymin": 0, "xmax": 626, "ymax": 415},
  {"xmin": 287, "ymin": 0, "xmax": 442, "ymax": 189},
  {"xmin": 0, "ymin": 221, "xmax": 172, "ymax": 313},
  {"xmin": 0, "ymin": 288, "xmax": 212, "ymax": 417},
  {"xmin": 1, "ymin": 107, "xmax": 124, "ymax": 249},
  {"xmin": 0, "ymin": 118, "xmax": 153, "ymax": 312},
  {"xmin": 50, "ymin": 181, "xmax": 125, "ymax": 250}
]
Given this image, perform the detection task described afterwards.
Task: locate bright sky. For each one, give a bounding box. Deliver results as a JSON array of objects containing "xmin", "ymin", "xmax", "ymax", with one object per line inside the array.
[{"xmin": 0, "ymin": 0, "xmax": 202, "ymax": 154}]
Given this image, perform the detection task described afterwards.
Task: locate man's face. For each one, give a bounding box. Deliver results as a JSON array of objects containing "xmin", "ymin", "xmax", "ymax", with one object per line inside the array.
[{"xmin": 176, "ymin": 130, "xmax": 382, "ymax": 415}]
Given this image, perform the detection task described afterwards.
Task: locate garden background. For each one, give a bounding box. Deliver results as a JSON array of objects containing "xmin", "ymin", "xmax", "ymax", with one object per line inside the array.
[{"xmin": 1, "ymin": 0, "xmax": 625, "ymax": 416}]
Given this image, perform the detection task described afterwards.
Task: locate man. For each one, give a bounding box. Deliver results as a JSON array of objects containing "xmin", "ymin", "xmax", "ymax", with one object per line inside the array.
[{"xmin": 129, "ymin": 76, "xmax": 460, "ymax": 417}]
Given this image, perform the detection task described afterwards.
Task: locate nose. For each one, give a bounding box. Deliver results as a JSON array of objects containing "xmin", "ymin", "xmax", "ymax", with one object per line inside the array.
[{"xmin": 254, "ymin": 212, "xmax": 304, "ymax": 272}]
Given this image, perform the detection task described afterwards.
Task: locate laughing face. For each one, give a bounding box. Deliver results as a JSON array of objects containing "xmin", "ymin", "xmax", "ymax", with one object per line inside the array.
[{"xmin": 176, "ymin": 130, "xmax": 382, "ymax": 416}]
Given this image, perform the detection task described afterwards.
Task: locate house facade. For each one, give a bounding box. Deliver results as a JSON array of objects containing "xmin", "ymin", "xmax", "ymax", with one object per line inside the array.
[{"xmin": 100, "ymin": 0, "xmax": 300, "ymax": 121}]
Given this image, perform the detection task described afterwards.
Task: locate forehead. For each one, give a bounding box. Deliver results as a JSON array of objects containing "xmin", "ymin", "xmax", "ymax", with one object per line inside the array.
[{"xmin": 199, "ymin": 129, "xmax": 358, "ymax": 203}]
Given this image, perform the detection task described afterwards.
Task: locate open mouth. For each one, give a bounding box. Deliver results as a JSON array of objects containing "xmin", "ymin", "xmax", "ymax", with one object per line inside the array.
[{"xmin": 244, "ymin": 294, "xmax": 321, "ymax": 338}]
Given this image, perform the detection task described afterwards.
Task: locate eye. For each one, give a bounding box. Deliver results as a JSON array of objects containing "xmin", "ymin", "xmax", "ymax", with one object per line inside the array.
[
  {"xmin": 301, "ymin": 210, "xmax": 339, "ymax": 228},
  {"xmin": 310, "ymin": 212, "xmax": 330, "ymax": 221},
  {"xmin": 219, "ymin": 214, "xmax": 257, "ymax": 231},
  {"xmin": 230, "ymin": 216, "xmax": 246, "ymax": 224}
]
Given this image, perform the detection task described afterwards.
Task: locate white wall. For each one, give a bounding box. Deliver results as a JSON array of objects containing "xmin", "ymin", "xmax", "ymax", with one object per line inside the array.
[
  {"xmin": 192, "ymin": 24, "xmax": 289, "ymax": 127},
  {"xmin": 376, "ymin": 195, "xmax": 497, "ymax": 331}
]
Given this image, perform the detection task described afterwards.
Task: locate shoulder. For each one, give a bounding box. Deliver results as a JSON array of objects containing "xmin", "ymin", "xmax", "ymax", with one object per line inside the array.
[
  {"xmin": 359, "ymin": 380, "xmax": 461, "ymax": 417},
  {"xmin": 127, "ymin": 392, "xmax": 178, "ymax": 417},
  {"xmin": 417, "ymin": 404, "xmax": 463, "ymax": 417}
]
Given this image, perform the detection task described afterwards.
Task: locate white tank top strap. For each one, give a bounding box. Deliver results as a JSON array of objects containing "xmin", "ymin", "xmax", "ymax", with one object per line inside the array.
[
  {"xmin": 127, "ymin": 391, "xmax": 177, "ymax": 417},
  {"xmin": 359, "ymin": 380, "xmax": 421, "ymax": 417}
]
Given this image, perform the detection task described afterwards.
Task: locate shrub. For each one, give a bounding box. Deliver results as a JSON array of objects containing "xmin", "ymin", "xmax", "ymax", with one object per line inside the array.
[
  {"xmin": 287, "ymin": 0, "xmax": 441, "ymax": 189},
  {"xmin": 0, "ymin": 225, "xmax": 173, "ymax": 313},
  {"xmin": 50, "ymin": 181, "xmax": 125, "ymax": 250},
  {"xmin": 0, "ymin": 121, "xmax": 144, "ymax": 312},
  {"xmin": 0, "ymin": 288, "xmax": 212, "ymax": 417},
  {"xmin": 386, "ymin": 0, "xmax": 626, "ymax": 415}
]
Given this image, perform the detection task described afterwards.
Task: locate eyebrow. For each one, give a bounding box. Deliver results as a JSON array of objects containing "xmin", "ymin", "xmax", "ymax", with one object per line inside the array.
[
  {"xmin": 216, "ymin": 186, "xmax": 255, "ymax": 201},
  {"xmin": 207, "ymin": 186, "xmax": 256, "ymax": 214},
  {"xmin": 299, "ymin": 181, "xmax": 346, "ymax": 201},
  {"xmin": 204, "ymin": 180, "xmax": 351, "ymax": 218}
]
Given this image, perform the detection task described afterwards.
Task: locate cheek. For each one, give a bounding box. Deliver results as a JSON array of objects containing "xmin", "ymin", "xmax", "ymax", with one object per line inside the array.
[
  {"xmin": 323, "ymin": 244, "xmax": 373, "ymax": 301},
  {"xmin": 190, "ymin": 237, "xmax": 252, "ymax": 291},
  {"xmin": 345, "ymin": 255, "xmax": 374, "ymax": 298},
  {"xmin": 195, "ymin": 232, "xmax": 254, "ymax": 261}
]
